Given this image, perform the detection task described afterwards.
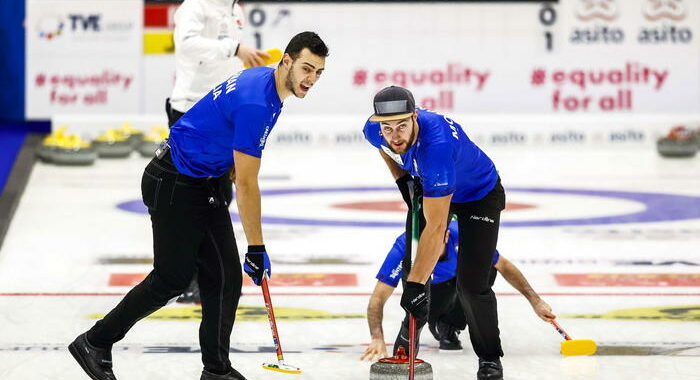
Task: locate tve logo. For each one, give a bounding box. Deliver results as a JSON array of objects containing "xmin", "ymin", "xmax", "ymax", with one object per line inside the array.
[
  {"xmin": 36, "ymin": 13, "xmax": 101, "ymax": 40},
  {"xmin": 35, "ymin": 14, "xmax": 65, "ymax": 40},
  {"xmin": 68, "ymin": 14, "xmax": 101, "ymax": 32}
]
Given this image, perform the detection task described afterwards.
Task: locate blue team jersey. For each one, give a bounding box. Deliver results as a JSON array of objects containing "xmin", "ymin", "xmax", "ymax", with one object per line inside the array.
[
  {"xmin": 363, "ymin": 109, "xmax": 498, "ymax": 202},
  {"xmin": 169, "ymin": 67, "xmax": 282, "ymax": 177},
  {"xmin": 376, "ymin": 221, "xmax": 501, "ymax": 287}
]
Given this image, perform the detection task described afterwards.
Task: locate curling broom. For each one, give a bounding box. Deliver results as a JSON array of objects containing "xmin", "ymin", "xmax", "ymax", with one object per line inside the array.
[
  {"xmin": 550, "ymin": 319, "xmax": 597, "ymax": 356},
  {"xmin": 261, "ymin": 271, "xmax": 302, "ymax": 374}
]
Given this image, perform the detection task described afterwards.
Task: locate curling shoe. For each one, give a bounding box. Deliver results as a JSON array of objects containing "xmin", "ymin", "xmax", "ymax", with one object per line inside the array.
[
  {"xmin": 200, "ymin": 368, "xmax": 247, "ymax": 380},
  {"xmin": 435, "ymin": 320, "xmax": 463, "ymax": 351},
  {"xmin": 68, "ymin": 333, "xmax": 117, "ymax": 380},
  {"xmin": 477, "ymin": 358, "xmax": 503, "ymax": 380},
  {"xmin": 176, "ymin": 279, "xmax": 201, "ymax": 304}
]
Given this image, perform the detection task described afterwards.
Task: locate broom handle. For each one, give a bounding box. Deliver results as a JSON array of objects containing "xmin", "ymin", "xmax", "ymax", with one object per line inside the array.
[
  {"xmin": 408, "ymin": 179, "xmax": 420, "ymax": 380},
  {"xmin": 409, "ymin": 314, "xmax": 416, "ymax": 380},
  {"xmin": 550, "ymin": 319, "xmax": 572, "ymax": 341},
  {"xmin": 409, "ymin": 181, "xmax": 420, "ymax": 263},
  {"xmin": 261, "ymin": 272, "xmax": 285, "ymax": 361}
]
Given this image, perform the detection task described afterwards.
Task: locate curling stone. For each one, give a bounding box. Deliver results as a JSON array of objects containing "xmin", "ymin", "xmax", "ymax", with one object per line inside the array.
[
  {"xmin": 119, "ymin": 122, "xmax": 145, "ymax": 148},
  {"xmin": 369, "ymin": 347, "xmax": 433, "ymax": 380},
  {"xmin": 93, "ymin": 129, "xmax": 133, "ymax": 158},
  {"xmin": 52, "ymin": 134, "xmax": 97, "ymax": 166},
  {"xmin": 138, "ymin": 126, "xmax": 169, "ymax": 158},
  {"xmin": 657, "ymin": 126, "xmax": 697, "ymax": 158},
  {"xmin": 36, "ymin": 126, "xmax": 68, "ymax": 162}
]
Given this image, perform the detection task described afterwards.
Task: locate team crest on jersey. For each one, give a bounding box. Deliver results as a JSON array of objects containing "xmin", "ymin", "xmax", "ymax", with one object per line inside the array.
[{"xmin": 381, "ymin": 145, "xmax": 403, "ymax": 165}]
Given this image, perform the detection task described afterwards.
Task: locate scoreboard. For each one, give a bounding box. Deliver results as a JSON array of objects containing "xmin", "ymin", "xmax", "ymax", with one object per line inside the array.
[
  {"xmin": 25, "ymin": 0, "xmax": 700, "ymax": 118},
  {"xmin": 239, "ymin": 0, "xmax": 699, "ymax": 115}
]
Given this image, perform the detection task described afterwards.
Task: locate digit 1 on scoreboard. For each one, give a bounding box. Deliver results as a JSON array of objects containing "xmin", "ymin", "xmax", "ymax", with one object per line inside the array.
[
  {"xmin": 254, "ymin": 32, "xmax": 262, "ymax": 50},
  {"xmin": 544, "ymin": 31, "xmax": 553, "ymax": 51}
]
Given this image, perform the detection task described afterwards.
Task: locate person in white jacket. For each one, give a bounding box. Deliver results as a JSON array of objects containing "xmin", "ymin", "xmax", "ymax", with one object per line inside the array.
[
  {"xmin": 167, "ymin": 0, "xmax": 269, "ymax": 305},
  {"xmin": 167, "ymin": 0, "xmax": 269, "ymax": 124}
]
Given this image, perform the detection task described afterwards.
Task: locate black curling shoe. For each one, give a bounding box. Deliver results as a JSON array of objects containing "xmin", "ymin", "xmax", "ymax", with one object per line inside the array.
[
  {"xmin": 68, "ymin": 333, "xmax": 117, "ymax": 380},
  {"xmin": 436, "ymin": 321, "xmax": 463, "ymax": 351},
  {"xmin": 200, "ymin": 368, "xmax": 247, "ymax": 380},
  {"xmin": 477, "ymin": 358, "xmax": 503, "ymax": 380}
]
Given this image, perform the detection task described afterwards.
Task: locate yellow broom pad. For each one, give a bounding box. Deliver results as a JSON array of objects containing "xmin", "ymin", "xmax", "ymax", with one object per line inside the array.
[
  {"xmin": 561, "ymin": 339, "xmax": 598, "ymax": 356},
  {"xmin": 262, "ymin": 362, "xmax": 302, "ymax": 375}
]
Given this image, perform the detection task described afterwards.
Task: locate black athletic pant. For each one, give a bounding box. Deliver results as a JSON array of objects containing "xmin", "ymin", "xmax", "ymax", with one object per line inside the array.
[
  {"xmin": 396, "ymin": 250, "xmax": 501, "ymax": 344},
  {"xmin": 87, "ymin": 151, "xmax": 242, "ymax": 374},
  {"xmin": 401, "ymin": 177, "xmax": 505, "ymax": 360},
  {"xmin": 397, "ymin": 177, "xmax": 465, "ymax": 352},
  {"xmin": 428, "ymin": 278, "xmax": 467, "ymax": 331},
  {"xmin": 450, "ymin": 179, "xmax": 506, "ymax": 361}
]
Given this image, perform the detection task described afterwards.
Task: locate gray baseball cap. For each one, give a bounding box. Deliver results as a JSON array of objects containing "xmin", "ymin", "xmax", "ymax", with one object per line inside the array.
[{"xmin": 370, "ymin": 86, "xmax": 416, "ymax": 122}]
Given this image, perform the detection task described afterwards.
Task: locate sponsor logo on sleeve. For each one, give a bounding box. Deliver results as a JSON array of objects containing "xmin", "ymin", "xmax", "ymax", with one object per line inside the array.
[
  {"xmin": 259, "ymin": 125, "xmax": 271, "ymax": 148},
  {"xmin": 389, "ymin": 262, "xmax": 402, "ymax": 280}
]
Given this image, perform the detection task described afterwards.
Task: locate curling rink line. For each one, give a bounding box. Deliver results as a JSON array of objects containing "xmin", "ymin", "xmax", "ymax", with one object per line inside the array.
[
  {"xmin": 0, "ymin": 295, "xmax": 699, "ymax": 380},
  {"xmin": 0, "ymin": 147, "xmax": 699, "ymax": 379}
]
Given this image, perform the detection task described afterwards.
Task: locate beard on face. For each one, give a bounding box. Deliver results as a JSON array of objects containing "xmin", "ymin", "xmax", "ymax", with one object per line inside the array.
[
  {"xmin": 384, "ymin": 119, "xmax": 417, "ymax": 154},
  {"xmin": 285, "ymin": 64, "xmax": 296, "ymax": 94},
  {"xmin": 285, "ymin": 61, "xmax": 304, "ymax": 98}
]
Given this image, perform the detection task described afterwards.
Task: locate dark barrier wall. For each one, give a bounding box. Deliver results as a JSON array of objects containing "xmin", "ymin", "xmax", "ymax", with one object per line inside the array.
[{"xmin": 0, "ymin": 0, "xmax": 25, "ymax": 123}]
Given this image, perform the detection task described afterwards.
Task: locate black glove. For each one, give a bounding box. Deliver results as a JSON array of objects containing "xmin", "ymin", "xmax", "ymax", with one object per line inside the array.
[
  {"xmin": 396, "ymin": 174, "xmax": 414, "ymax": 209},
  {"xmin": 400, "ymin": 281, "xmax": 429, "ymax": 319},
  {"xmin": 243, "ymin": 245, "xmax": 271, "ymax": 286}
]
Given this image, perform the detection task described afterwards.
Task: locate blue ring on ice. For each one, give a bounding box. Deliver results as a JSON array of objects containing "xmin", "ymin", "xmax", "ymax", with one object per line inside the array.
[{"xmin": 116, "ymin": 186, "xmax": 700, "ymax": 228}]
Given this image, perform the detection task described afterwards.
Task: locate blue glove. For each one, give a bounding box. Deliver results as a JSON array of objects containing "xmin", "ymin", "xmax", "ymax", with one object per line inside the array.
[{"xmin": 244, "ymin": 245, "xmax": 271, "ymax": 286}]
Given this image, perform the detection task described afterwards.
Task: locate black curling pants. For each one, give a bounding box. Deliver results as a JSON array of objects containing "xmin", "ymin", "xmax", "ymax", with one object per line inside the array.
[
  {"xmin": 450, "ymin": 179, "xmax": 506, "ymax": 361},
  {"xmin": 401, "ymin": 177, "xmax": 505, "ymax": 360},
  {"xmin": 87, "ymin": 151, "xmax": 242, "ymax": 374}
]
